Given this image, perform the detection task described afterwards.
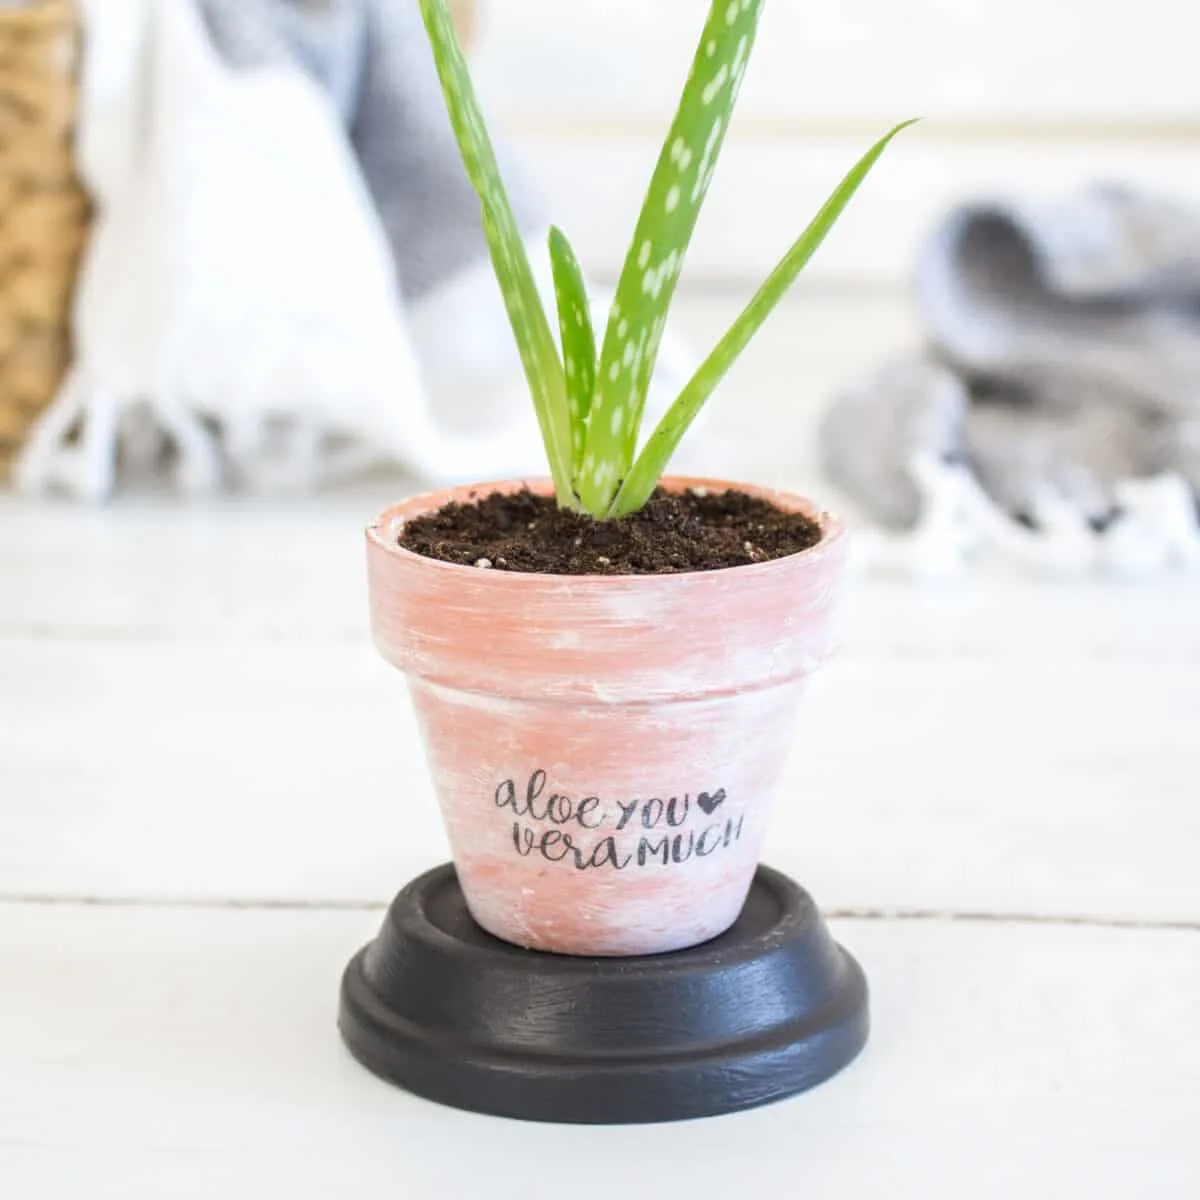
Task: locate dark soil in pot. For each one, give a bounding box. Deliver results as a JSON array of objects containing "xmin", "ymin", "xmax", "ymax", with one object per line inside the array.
[{"xmin": 399, "ymin": 487, "xmax": 823, "ymax": 575}]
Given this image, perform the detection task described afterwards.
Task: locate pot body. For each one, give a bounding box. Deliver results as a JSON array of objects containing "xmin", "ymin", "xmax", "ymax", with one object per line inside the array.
[{"xmin": 366, "ymin": 477, "xmax": 846, "ymax": 956}]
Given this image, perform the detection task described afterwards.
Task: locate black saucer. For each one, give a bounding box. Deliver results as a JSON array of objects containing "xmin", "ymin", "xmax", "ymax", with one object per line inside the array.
[{"xmin": 338, "ymin": 863, "xmax": 868, "ymax": 1124}]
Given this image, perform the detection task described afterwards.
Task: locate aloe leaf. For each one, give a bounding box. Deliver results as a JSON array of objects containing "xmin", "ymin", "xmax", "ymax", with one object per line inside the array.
[
  {"xmin": 577, "ymin": 0, "xmax": 764, "ymax": 513},
  {"xmin": 548, "ymin": 227, "xmax": 597, "ymax": 475},
  {"xmin": 611, "ymin": 119, "xmax": 918, "ymax": 517},
  {"xmin": 416, "ymin": 0, "xmax": 573, "ymax": 501}
]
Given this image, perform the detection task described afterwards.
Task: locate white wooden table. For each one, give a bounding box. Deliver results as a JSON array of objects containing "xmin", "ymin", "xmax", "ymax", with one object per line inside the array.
[{"xmin": 2, "ymin": 293, "xmax": 1198, "ymax": 1197}]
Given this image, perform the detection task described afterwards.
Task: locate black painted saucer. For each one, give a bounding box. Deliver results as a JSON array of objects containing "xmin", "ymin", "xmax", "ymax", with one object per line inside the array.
[{"xmin": 338, "ymin": 863, "xmax": 867, "ymax": 1124}]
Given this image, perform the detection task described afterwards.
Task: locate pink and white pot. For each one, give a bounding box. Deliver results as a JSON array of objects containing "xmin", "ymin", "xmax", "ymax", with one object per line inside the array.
[{"xmin": 366, "ymin": 476, "xmax": 846, "ymax": 957}]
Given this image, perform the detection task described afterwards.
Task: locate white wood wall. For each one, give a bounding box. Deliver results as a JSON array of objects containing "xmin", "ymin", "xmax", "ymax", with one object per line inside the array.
[{"xmin": 470, "ymin": 0, "xmax": 1200, "ymax": 283}]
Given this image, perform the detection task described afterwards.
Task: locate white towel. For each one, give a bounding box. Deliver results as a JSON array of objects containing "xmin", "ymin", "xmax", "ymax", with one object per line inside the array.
[{"xmin": 16, "ymin": 0, "xmax": 686, "ymax": 499}]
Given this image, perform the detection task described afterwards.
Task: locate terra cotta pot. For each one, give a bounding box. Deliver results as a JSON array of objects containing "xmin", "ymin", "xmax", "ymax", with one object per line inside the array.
[{"xmin": 366, "ymin": 476, "xmax": 846, "ymax": 956}]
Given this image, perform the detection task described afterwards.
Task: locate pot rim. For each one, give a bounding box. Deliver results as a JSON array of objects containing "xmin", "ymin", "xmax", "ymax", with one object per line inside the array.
[{"xmin": 366, "ymin": 475, "xmax": 845, "ymax": 585}]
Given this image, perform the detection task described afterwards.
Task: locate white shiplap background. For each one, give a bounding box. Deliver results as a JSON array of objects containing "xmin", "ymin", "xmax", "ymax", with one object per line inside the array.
[{"xmin": 469, "ymin": 0, "xmax": 1200, "ymax": 283}]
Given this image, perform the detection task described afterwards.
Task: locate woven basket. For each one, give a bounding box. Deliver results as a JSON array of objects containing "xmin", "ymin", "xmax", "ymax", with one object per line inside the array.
[{"xmin": 0, "ymin": 0, "xmax": 89, "ymax": 476}]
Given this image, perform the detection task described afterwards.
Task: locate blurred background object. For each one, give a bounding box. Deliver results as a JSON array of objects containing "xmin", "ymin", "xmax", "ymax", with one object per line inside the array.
[
  {"xmin": 819, "ymin": 188, "xmax": 1200, "ymax": 579},
  {"xmin": 447, "ymin": 0, "xmax": 475, "ymax": 48},
  {"xmin": 0, "ymin": 0, "xmax": 89, "ymax": 477}
]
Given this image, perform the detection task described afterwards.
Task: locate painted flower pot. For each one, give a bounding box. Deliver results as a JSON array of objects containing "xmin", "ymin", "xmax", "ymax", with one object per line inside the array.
[{"xmin": 366, "ymin": 476, "xmax": 846, "ymax": 957}]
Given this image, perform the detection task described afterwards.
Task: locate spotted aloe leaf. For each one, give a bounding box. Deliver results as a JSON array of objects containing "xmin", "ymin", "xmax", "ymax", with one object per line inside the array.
[
  {"xmin": 548, "ymin": 226, "xmax": 597, "ymax": 475},
  {"xmin": 577, "ymin": 0, "xmax": 765, "ymax": 514},
  {"xmin": 416, "ymin": 0, "xmax": 574, "ymax": 501},
  {"xmin": 416, "ymin": 0, "xmax": 913, "ymax": 520},
  {"xmin": 611, "ymin": 119, "xmax": 919, "ymax": 517}
]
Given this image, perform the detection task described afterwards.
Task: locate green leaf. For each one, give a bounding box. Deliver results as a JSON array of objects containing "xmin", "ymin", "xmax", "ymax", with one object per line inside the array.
[
  {"xmin": 611, "ymin": 119, "xmax": 919, "ymax": 517},
  {"xmin": 416, "ymin": 0, "xmax": 573, "ymax": 501},
  {"xmin": 548, "ymin": 227, "xmax": 597, "ymax": 476},
  {"xmin": 578, "ymin": 0, "xmax": 765, "ymax": 514}
]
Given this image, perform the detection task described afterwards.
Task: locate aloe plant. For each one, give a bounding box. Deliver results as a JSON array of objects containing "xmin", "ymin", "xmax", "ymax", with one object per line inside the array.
[{"xmin": 417, "ymin": 0, "xmax": 915, "ymax": 518}]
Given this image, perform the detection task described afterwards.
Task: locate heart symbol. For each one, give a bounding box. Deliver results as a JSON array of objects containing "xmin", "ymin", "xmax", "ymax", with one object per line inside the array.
[{"xmin": 697, "ymin": 788, "xmax": 726, "ymax": 816}]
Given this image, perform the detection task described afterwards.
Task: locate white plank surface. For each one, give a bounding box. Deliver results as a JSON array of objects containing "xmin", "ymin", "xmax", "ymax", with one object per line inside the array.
[
  {"xmin": 1, "ymin": 906, "xmax": 1196, "ymax": 1198},
  {"xmin": 1, "ymin": 290, "xmax": 1197, "ymax": 1193},
  {"xmin": 3, "ymin": 638, "xmax": 1198, "ymax": 922}
]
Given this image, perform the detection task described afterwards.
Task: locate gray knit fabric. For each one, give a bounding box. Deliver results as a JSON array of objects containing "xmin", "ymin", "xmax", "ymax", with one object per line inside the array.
[
  {"xmin": 821, "ymin": 187, "xmax": 1200, "ymax": 537},
  {"xmin": 197, "ymin": 0, "xmax": 541, "ymax": 298},
  {"xmin": 818, "ymin": 356, "xmax": 967, "ymax": 531}
]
